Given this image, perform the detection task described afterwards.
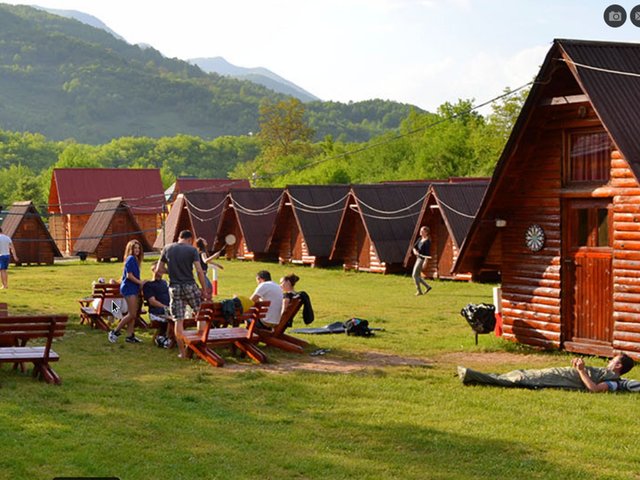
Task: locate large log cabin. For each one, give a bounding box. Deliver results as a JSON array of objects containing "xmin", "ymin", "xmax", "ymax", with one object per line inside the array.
[{"xmin": 456, "ymin": 39, "xmax": 640, "ymax": 359}]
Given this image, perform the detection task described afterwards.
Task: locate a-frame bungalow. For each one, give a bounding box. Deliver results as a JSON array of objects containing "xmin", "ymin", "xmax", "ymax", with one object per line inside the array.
[
  {"xmin": 331, "ymin": 183, "xmax": 429, "ymax": 274},
  {"xmin": 48, "ymin": 168, "xmax": 164, "ymax": 256},
  {"xmin": 164, "ymin": 177, "xmax": 251, "ymax": 204},
  {"xmin": 405, "ymin": 181, "xmax": 490, "ymax": 281},
  {"xmin": 153, "ymin": 191, "xmax": 227, "ymax": 251},
  {"xmin": 267, "ymin": 185, "xmax": 350, "ymax": 267},
  {"xmin": 0, "ymin": 201, "xmax": 61, "ymax": 265},
  {"xmin": 73, "ymin": 197, "xmax": 152, "ymax": 261},
  {"xmin": 456, "ymin": 38, "xmax": 640, "ymax": 359},
  {"xmin": 214, "ymin": 188, "xmax": 283, "ymax": 261}
]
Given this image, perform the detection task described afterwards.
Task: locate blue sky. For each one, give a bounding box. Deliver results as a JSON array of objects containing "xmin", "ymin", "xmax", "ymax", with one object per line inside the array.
[{"xmin": 5, "ymin": 0, "xmax": 640, "ymax": 111}]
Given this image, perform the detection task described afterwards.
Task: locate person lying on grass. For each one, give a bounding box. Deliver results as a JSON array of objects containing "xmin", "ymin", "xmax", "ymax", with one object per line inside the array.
[{"xmin": 458, "ymin": 354, "xmax": 636, "ymax": 392}]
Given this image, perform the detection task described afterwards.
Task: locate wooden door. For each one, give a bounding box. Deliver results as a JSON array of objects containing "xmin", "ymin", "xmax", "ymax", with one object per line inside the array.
[
  {"xmin": 291, "ymin": 226, "xmax": 302, "ymax": 262},
  {"xmin": 355, "ymin": 224, "xmax": 370, "ymax": 270},
  {"xmin": 562, "ymin": 199, "xmax": 613, "ymax": 353}
]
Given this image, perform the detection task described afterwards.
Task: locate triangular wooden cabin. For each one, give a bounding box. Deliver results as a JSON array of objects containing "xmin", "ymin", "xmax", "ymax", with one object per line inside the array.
[
  {"xmin": 213, "ymin": 188, "xmax": 283, "ymax": 261},
  {"xmin": 0, "ymin": 201, "xmax": 61, "ymax": 265},
  {"xmin": 456, "ymin": 38, "xmax": 640, "ymax": 359},
  {"xmin": 153, "ymin": 191, "xmax": 227, "ymax": 251},
  {"xmin": 331, "ymin": 183, "xmax": 429, "ymax": 274},
  {"xmin": 48, "ymin": 168, "xmax": 164, "ymax": 256},
  {"xmin": 73, "ymin": 198, "xmax": 152, "ymax": 262},
  {"xmin": 405, "ymin": 181, "xmax": 490, "ymax": 281},
  {"xmin": 164, "ymin": 177, "xmax": 251, "ymax": 204},
  {"xmin": 267, "ymin": 185, "xmax": 350, "ymax": 267}
]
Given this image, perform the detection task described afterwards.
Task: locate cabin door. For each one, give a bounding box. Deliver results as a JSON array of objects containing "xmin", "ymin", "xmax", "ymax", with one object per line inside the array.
[
  {"xmin": 356, "ymin": 224, "xmax": 370, "ymax": 270},
  {"xmin": 291, "ymin": 226, "xmax": 303, "ymax": 262},
  {"xmin": 562, "ymin": 199, "xmax": 613, "ymax": 352}
]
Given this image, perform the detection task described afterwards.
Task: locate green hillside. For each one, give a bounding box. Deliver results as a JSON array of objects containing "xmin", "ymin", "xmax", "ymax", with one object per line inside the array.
[{"xmin": 0, "ymin": 4, "xmax": 421, "ymax": 144}]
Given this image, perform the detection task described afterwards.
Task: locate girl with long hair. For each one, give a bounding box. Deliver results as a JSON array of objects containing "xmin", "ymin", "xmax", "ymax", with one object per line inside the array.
[{"xmin": 108, "ymin": 239, "xmax": 145, "ymax": 343}]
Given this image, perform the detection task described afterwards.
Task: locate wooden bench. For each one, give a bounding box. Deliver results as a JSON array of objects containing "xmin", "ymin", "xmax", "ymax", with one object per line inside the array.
[
  {"xmin": 179, "ymin": 300, "xmax": 270, "ymax": 367},
  {"xmin": 0, "ymin": 315, "xmax": 68, "ymax": 384},
  {"xmin": 255, "ymin": 296, "xmax": 309, "ymax": 353},
  {"xmin": 79, "ymin": 282, "xmax": 147, "ymax": 331}
]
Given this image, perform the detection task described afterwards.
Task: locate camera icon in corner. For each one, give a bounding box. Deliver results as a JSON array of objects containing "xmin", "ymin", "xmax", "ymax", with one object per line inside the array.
[{"xmin": 604, "ymin": 4, "xmax": 626, "ymax": 27}]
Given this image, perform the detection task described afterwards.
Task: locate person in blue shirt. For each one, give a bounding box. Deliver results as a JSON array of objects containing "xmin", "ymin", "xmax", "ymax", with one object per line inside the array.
[
  {"xmin": 412, "ymin": 226, "xmax": 432, "ymax": 296},
  {"xmin": 108, "ymin": 239, "xmax": 145, "ymax": 344}
]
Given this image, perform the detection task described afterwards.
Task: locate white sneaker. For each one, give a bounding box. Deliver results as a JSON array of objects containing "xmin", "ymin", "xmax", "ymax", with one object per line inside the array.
[{"xmin": 108, "ymin": 330, "xmax": 120, "ymax": 343}]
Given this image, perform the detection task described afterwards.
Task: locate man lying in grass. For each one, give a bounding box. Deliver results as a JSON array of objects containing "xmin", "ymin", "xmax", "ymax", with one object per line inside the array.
[{"xmin": 458, "ymin": 354, "xmax": 637, "ymax": 392}]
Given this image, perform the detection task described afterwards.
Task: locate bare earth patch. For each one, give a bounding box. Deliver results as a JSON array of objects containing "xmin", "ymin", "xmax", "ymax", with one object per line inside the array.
[
  {"xmin": 437, "ymin": 351, "xmax": 560, "ymax": 368},
  {"xmin": 225, "ymin": 350, "xmax": 433, "ymax": 374}
]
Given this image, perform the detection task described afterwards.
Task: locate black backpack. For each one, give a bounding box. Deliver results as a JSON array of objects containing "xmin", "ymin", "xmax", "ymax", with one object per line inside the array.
[
  {"xmin": 344, "ymin": 318, "xmax": 373, "ymax": 337},
  {"xmin": 460, "ymin": 303, "xmax": 496, "ymax": 334}
]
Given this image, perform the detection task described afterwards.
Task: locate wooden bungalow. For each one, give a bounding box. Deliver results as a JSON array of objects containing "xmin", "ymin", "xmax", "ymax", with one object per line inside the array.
[
  {"xmin": 405, "ymin": 181, "xmax": 489, "ymax": 281},
  {"xmin": 213, "ymin": 188, "xmax": 283, "ymax": 261},
  {"xmin": 331, "ymin": 183, "xmax": 429, "ymax": 274},
  {"xmin": 164, "ymin": 178, "xmax": 250, "ymax": 204},
  {"xmin": 48, "ymin": 168, "xmax": 164, "ymax": 256},
  {"xmin": 73, "ymin": 198, "xmax": 152, "ymax": 262},
  {"xmin": 456, "ymin": 38, "xmax": 640, "ymax": 359},
  {"xmin": 0, "ymin": 201, "xmax": 61, "ymax": 265},
  {"xmin": 267, "ymin": 185, "xmax": 350, "ymax": 267},
  {"xmin": 153, "ymin": 191, "xmax": 227, "ymax": 250}
]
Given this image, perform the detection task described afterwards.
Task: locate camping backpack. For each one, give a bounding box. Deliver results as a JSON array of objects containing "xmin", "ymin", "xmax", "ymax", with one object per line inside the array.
[
  {"xmin": 344, "ymin": 318, "xmax": 373, "ymax": 337},
  {"xmin": 460, "ymin": 303, "xmax": 496, "ymax": 334}
]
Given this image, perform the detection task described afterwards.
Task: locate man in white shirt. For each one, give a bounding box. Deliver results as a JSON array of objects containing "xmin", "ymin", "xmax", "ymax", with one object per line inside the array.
[
  {"xmin": 0, "ymin": 227, "xmax": 18, "ymax": 289},
  {"xmin": 250, "ymin": 270, "xmax": 283, "ymax": 326}
]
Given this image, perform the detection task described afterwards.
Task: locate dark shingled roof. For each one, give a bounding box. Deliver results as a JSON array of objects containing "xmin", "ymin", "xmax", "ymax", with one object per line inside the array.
[
  {"xmin": 285, "ymin": 185, "xmax": 351, "ymax": 258},
  {"xmin": 351, "ymin": 183, "xmax": 429, "ymax": 264},
  {"xmin": 182, "ymin": 190, "xmax": 228, "ymax": 248},
  {"xmin": 229, "ymin": 188, "xmax": 283, "ymax": 253},
  {"xmin": 166, "ymin": 178, "xmax": 250, "ymax": 201},
  {"xmin": 431, "ymin": 181, "xmax": 488, "ymax": 247}
]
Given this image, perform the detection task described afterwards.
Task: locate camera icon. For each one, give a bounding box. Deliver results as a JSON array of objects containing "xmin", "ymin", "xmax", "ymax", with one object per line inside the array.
[{"xmin": 604, "ymin": 4, "xmax": 627, "ymax": 27}]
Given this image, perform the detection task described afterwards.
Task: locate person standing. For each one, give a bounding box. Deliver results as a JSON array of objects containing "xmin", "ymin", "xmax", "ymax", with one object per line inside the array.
[
  {"xmin": 250, "ymin": 270, "xmax": 283, "ymax": 327},
  {"xmin": 157, "ymin": 230, "xmax": 210, "ymax": 357},
  {"xmin": 412, "ymin": 226, "xmax": 432, "ymax": 296},
  {"xmin": 108, "ymin": 239, "xmax": 145, "ymax": 344},
  {"xmin": 0, "ymin": 227, "xmax": 18, "ymax": 290}
]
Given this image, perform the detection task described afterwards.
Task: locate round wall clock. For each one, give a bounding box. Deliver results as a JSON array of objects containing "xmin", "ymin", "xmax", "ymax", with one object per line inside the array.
[{"xmin": 525, "ymin": 224, "xmax": 545, "ymax": 252}]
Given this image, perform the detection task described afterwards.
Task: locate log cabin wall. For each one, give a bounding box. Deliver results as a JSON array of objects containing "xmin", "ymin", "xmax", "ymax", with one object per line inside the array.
[
  {"xmin": 135, "ymin": 213, "xmax": 160, "ymax": 248},
  {"xmin": 49, "ymin": 215, "xmax": 66, "ymax": 255},
  {"xmin": 274, "ymin": 207, "xmax": 296, "ymax": 264},
  {"xmin": 69, "ymin": 214, "xmax": 91, "ymax": 255},
  {"xmin": 610, "ymin": 150, "xmax": 640, "ymax": 356},
  {"xmin": 13, "ymin": 219, "xmax": 56, "ymax": 265},
  {"xmin": 497, "ymin": 107, "xmax": 564, "ymax": 350},
  {"xmin": 333, "ymin": 207, "xmax": 360, "ymax": 270}
]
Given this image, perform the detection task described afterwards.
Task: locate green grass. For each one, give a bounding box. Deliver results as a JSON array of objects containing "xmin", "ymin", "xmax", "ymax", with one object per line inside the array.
[{"xmin": 1, "ymin": 259, "xmax": 639, "ymax": 479}]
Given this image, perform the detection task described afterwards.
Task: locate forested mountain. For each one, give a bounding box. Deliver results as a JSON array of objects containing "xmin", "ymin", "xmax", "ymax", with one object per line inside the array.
[{"xmin": 0, "ymin": 4, "xmax": 420, "ymax": 144}]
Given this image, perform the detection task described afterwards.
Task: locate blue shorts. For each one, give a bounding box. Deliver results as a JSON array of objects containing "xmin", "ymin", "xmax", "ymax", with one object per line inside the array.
[{"xmin": 0, "ymin": 255, "xmax": 9, "ymax": 270}]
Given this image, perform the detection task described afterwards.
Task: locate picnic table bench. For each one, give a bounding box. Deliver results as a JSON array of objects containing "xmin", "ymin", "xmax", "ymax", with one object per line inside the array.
[
  {"xmin": 78, "ymin": 282, "xmax": 147, "ymax": 331},
  {"xmin": 0, "ymin": 314, "xmax": 68, "ymax": 384},
  {"xmin": 179, "ymin": 300, "xmax": 270, "ymax": 367},
  {"xmin": 255, "ymin": 296, "xmax": 309, "ymax": 353}
]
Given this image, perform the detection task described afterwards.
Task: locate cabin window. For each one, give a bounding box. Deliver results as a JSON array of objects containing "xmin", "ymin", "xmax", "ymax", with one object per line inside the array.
[
  {"xmin": 566, "ymin": 131, "xmax": 611, "ymax": 185},
  {"xmin": 569, "ymin": 204, "xmax": 611, "ymax": 249},
  {"xmin": 597, "ymin": 208, "xmax": 609, "ymax": 247},
  {"xmin": 576, "ymin": 209, "xmax": 589, "ymax": 246}
]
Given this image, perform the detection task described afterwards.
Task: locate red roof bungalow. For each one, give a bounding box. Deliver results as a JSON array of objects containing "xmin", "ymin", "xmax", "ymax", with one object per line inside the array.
[
  {"xmin": 456, "ymin": 39, "xmax": 640, "ymax": 359},
  {"xmin": 0, "ymin": 201, "xmax": 61, "ymax": 265},
  {"xmin": 405, "ymin": 181, "xmax": 489, "ymax": 281},
  {"xmin": 214, "ymin": 188, "xmax": 283, "ymax": 261},
  {"xmin": 153, "ymin": 191, "xmax": 227, "ymax": 251},
  {"xmin": 267, "ymin": 185, "xmax": 350, "ymax": 267},
  {"xmin": 48, "ymin": 168, "xmax": 164, "ymax": 256},
  {"xmin": 331, "ymin": 183, "xmax": 429, "ymax": 274},
  {"xmin": 73, "ymin": 198, "xmax": 153, "ymax": 262}
]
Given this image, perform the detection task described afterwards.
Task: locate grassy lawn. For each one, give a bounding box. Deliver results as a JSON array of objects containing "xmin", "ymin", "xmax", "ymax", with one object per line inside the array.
[{"xmin": 1, "ymin": 258, "xmax": 639, "ymax": 480}]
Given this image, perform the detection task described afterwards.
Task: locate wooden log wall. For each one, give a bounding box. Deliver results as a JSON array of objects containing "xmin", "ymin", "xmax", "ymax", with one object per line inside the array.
[
  {"xmin": 611, "ymin": 150, "xmax": 640, "ymax": 356},
  {"xmin": 135, "ymin": 213, "xmax": 160, "ymax": 248},
  {"xmin": 13, "ymin": 219, "xmax": 57, "ymax": 265},
  {"xmin": 49, "ymin": 215, "xmax": 66, "ymax": 256},
  {"xmin": 498, "ymin": 119, "xmax": 563, "ymax": 350}
]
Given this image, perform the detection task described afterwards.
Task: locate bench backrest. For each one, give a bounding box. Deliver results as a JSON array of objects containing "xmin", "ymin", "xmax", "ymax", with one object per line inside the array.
[
  {"xmin": 273, "ymin": 297, "xmax": 303, "ymax": 336},
  {"xmin": 92, "ymin": 283, "xmax": 122, "ymax": 299},
  {"xmin": 0, "ymin": 315, "xmax": 68, "ymax": 357},
  {"xmin": 195, "ymin": 300, "xmax": 271, "ymax": 341}
]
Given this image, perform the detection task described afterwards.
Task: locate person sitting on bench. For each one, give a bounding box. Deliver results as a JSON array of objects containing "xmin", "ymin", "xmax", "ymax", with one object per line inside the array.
[
  {"xmin": 143, "ymin": 264, "xmax": 173, "ymax": 348},
  {"xmin": 458, "ymin": 354, "xmax": 635, "ymax": 392}
]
